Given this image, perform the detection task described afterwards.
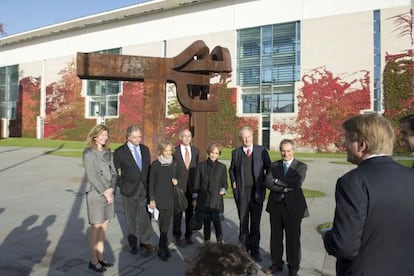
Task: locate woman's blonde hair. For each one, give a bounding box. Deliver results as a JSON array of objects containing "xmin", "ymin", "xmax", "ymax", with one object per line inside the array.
[
  {"xmin": 86, "ymin": 124, "xmax": 109, "ymax": 150},
  {"xmin": 157, "ymin": 140, "xmax": 174, "ymax": 155}
]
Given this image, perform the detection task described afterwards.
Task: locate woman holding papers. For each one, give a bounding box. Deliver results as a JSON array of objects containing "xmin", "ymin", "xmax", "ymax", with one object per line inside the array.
[{"xmin": 149, "ymin": 141, "xmax": 178, "ymax": 261}]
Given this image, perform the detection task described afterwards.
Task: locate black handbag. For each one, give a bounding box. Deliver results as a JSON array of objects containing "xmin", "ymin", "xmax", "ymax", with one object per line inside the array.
[
  {"xmin": 173, "ymin": 186, "xmax": 188, "ymax": 214},
  {"xmin": 190, "ymin": 211, "xmax": 203, "ymax": 230}
]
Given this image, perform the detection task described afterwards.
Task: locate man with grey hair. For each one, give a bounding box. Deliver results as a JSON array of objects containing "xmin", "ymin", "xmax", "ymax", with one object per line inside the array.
[
  {"xmin": 264, "ymin": 139, "xmax": 307, "ymax": 276},
  {"xmin": 172, "ymin": 129, "xmax": 199, "ymax": 246},
  {"xmin": 323, "ymin": 113, "xmax": 414, "ymax": 275},
  {"xmin": 229, "ymin": 126, "xmax": 271, "ymax": 262},
  {"xmin": 114, "ymin": 125, "xmax": 155, "ymax": 255}
]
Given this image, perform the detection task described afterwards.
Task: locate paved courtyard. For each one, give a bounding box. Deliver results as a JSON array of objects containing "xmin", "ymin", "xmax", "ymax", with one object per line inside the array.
[{"xmin": 0, "ymin": 146, "xmax": 355, "ymax": 275}]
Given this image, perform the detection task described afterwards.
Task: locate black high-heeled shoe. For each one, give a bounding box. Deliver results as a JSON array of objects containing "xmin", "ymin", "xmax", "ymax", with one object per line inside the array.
[
  {"xmin": 88, "ymin": 261, "xmax": 106, "ymax": 272},
  {"xmin": 99, "ymin": 259, "xmax": 114, "ymax": 267}
]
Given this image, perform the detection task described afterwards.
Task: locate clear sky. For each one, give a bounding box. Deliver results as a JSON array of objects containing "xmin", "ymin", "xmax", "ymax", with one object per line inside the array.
[{"xmin": 0, "ymin": 0, "xmax": 149, "ymax": 36}]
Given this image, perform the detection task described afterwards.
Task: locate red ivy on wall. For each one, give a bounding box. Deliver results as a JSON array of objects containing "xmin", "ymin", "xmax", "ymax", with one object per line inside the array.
[
  {"xmin": 19, "ymin": 63, "xmax": 257, "ymax": 147},
  {"xmin": 382, "ymin": 10, "xmax": 414, "ymax": 152},
  {"xmin": 383, "ymin": 50, "xmax": 414, "ymax": 152},
  {"xmin": 10, "ymin": 77, "xmax": 40, "ymax": 137},
  {"xmin": 208, "ymin": 84, "xmax": 258, "ymax": 147},
  {"xmin": 44, "ymin": 61, "xmax": 94, "ymax": 140},
  {"xmin": 273, "ymin": 67, "xmax": 371, "ymax": 151},
  {"xmin": 165, "ymin": 113, "xmax": 189, "ymax": 145},
  {"xmin": 105, "ymin": 81, "xmax": 145, "ymax": 143}
]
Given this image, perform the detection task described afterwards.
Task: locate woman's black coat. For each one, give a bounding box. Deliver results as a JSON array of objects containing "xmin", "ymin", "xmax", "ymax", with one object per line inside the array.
[{"xmin": 193, "ymin": 159, "xmax": 228, "ymax": 212}]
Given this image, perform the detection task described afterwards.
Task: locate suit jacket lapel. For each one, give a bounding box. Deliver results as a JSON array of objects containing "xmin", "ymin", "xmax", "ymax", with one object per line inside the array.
[
  {"xmin": 276, "ymin": 160, "xmax": 284, "ymax": 177},
  {"xmin": 190, "ymin": 146, "xmax": 197, "ymax": 166},
  {"xmin": 285, "ymin": 159, "xmax": 298, "ymax": 177},
  {"xmin": 175, "ymin": 145, "xmax": 185, "ymax": 166}
]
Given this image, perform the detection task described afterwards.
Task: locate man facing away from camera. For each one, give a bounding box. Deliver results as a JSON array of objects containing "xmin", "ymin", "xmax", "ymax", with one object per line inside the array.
[{"xmin": 323, "ymin": 113, "xmax": 414, "ymax": 276}]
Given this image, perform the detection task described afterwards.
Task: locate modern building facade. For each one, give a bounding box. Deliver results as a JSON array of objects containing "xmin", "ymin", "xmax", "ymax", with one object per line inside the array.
[{"xmin": 0, "ymin": 0, "xmax": 412, "ymax": 150}]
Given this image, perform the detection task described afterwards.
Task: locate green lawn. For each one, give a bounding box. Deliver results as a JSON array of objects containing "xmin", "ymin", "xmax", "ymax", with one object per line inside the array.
[
  {"xmin": 0, "ymin": 138, "xmax": 121, "ymax": 158},
  {"xmin": 223, "ymin": 187, "xmax": 325, "ymax": 199},
  {"xmin": 1, "ymin": 138, "xmax": 412, "ymax": 199}
]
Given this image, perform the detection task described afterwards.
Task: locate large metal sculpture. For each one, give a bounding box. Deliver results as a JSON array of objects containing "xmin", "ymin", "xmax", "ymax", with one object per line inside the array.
[{"xmin": 77, "ymin": 40, "xmax": 232, "ymax": 156}]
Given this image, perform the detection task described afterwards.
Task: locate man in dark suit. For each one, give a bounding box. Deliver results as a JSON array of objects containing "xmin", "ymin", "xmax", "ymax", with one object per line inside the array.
[
  {"xmin": 172, "ymin": 129, "xmax": 199, "ymax": 245},
  {"xmin": 114, "ymin": 125, "xmax": 155, "ymax": 255},
  {"xmin": 323, "ymin": 113, "xmax": 414, "ymax": 276},
  {"xmin": 264, "ymin": 139, "xmax": 308, "ymax": 276},
  {"xmin": 229, "ymin": 126, "xmax": 271, "ymax": 262},
  {"xmin": 399, "ymin": 113, "xmax": 414, "ymax": 154}
]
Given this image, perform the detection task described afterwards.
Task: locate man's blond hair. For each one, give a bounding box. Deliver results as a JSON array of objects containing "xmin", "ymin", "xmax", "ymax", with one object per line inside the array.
[{"xmin": 342, "ymin": 113, "xmax": 394, "ymax": 155}]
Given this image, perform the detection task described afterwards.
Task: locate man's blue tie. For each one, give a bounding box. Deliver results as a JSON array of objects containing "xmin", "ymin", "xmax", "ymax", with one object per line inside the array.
[
  {"xmin": 283, "ymin": 162, "xmax": 289, "ymax": 176},
  {"xmin": 134, "ymin": 146, "xmax": 142, "ymax": 170}
]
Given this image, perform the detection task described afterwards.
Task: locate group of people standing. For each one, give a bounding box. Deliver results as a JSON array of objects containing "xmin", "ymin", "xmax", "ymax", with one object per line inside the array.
[
  {"xmin": 81, "ymin": 112, "xmax": 414, "ymax": 276},
  {"xmin": 81, "ymin": 126, "xmax": 231, "ymax": 272}
]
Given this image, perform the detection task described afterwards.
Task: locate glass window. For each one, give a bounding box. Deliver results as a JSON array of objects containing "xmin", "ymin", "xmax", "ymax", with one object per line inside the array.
[
  {"xmin": 373, "ymin": 10, "xmax": 381, "ymax": 112},
  {"xmin": 239, "ymin": 28, "xmax": 260, "ymax": 58},
  {"xmin": 262, "ymin": 26, "xmax": 272, "ymax": 55},
  {"xmin": 237, "ymin": 22, "xmax": 300, "ymax": 113},
  {"xmin": 242, "ymin": 94, "xmax": 260, "ymax": 113},
  {"xmin": 262, "ymin": 56, "xmax": 272, "ymax": 83},
  {"xmin": 85, "ymin": 48, "xmax": 121, "ymax": 118},
  {"xmin": 272, "ymin": 93, "xmax": 294, "ymax": 112},
  {"xmin": 0, "ymin": 65, "xmax": 19, "ymax": 119},
  {"xmin": 88, "ymin": 95, "xmax": 118, "ymax": 117}
]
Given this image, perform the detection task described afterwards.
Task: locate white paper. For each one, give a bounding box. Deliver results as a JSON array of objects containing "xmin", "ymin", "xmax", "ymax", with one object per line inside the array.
[{"xmin": 147, "ymin": 205, "xmax": 159, "ymax": 221}]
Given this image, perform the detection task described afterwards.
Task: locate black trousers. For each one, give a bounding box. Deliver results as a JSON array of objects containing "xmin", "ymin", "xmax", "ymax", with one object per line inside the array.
[
  {"xmin": 172, "ymin": 192, "xmax": 193, "ymax": 238},
  {"xmin": 269, "ymin": 202, "xmax": 302, "ymax": 271},
  {"xmin": 202, "ymin": 213, "xmax": 223, "ymax": 242},
  {"xmin": 238, "ymin": 188, "xmax": 263, "ymax": 254}
]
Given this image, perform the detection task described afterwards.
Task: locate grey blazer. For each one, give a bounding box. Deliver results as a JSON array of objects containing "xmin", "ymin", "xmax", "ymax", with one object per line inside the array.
[{"xmin": 83, "ymin": 148, "xmax": 117, "ymax": 194}]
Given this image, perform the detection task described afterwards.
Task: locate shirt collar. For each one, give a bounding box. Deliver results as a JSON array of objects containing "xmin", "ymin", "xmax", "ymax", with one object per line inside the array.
[
  {"xmin": 127, "ymin": 141, "xmax": 139, "ymax": 150},
  {"xmin": 180, "ymin": 144, "xmax": 190, "ymax": 150},
  {"xmin": 365, "ymin": 153, "xmax": 387, "ymax": 159},
  {"xmin": 283, "ymin": 159, "xmax": 294, "ymax": 167}
]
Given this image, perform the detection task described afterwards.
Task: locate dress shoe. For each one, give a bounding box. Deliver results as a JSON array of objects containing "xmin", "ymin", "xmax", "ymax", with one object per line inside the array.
[
  {"xmin": 158, "ymin": 250, "xmax": 168, "ymax": 261},
  {"xmin": 140, "ymin": 243, "xmax": 156, "ymax": 253},
  {"xmin": 174, "ymin": 237, "xmax": 184, "ymax": 247},
  {"xmin": 185, "ymin": 237, "xmax": 194, "ymax": 245},
  {"xmin": 265, "ymin": 264, "xmax": 283, "ymax": 274},
  {"xmin": 98, "ymin": 259, "xmax": 113, "ymax": 267},
  {"xmin": 166, "ymin": 247, "xmax": 171, "ymax": 258},
  {"xmin": 129, "ymin": 246, "xmax": 138, "ymax": 255},
  {"xmin": 250, "ymin": 252, "xmax": 262, "ymax": 262},
  {"xmin": 288, "ymin": 269, "xmax": 298, "ymax": 276},
  {"xmin": 88, "ymin": 261, "xmax": 106, "ymax": 272}
]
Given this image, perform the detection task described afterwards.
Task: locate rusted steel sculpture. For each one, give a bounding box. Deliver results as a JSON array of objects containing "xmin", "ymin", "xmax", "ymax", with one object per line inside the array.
[{"xmin": 77, "ymin": 40, "xmax": 232, "ymax": 157}]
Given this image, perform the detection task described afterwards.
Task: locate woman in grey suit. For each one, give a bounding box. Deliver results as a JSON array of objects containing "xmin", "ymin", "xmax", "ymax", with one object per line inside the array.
[{"xmin": 83, "ymin": 125, "xmax": 117, "ymax": 272}]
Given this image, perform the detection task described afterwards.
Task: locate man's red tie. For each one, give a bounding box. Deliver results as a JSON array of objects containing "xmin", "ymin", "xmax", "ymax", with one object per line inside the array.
[{"xmin": 246, "ymin": 148, "xmax": 251, "ymax": 157}]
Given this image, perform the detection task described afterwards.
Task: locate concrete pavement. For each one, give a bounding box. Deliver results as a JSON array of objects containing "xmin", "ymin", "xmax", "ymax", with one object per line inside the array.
[{"xmin": 0, "ymin": 146, "xmax": 353, "ymax": 275}]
